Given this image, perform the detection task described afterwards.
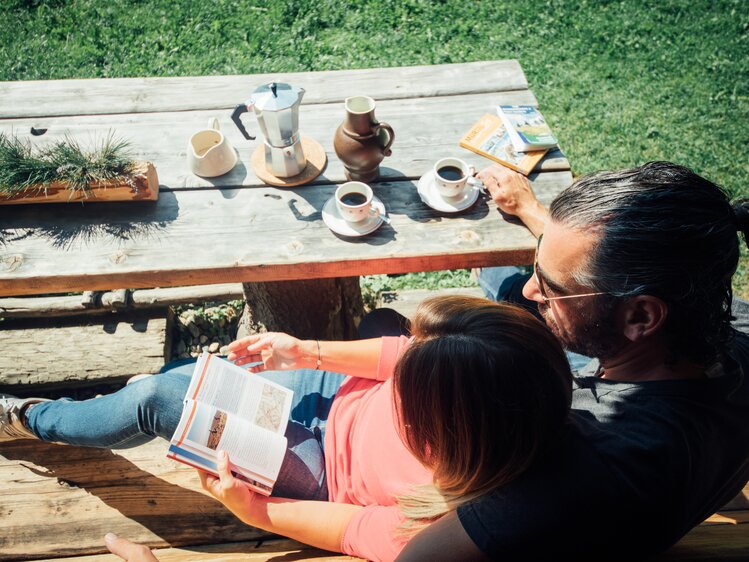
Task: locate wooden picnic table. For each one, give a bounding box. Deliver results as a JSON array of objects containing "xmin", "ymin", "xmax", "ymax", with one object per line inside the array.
[{"xmin": 0, "ymin": 60, "xmax": 572, "ymax": 339}]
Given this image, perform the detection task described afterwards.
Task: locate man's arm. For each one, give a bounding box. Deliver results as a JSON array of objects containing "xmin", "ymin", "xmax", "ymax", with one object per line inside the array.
[
  {"xmin": 395, "ymin": 511, "xmax": 490, "ymax": 562},
  {"xmin": 477, "ymin": 164, "xmax": 550, "ymax": 238}
]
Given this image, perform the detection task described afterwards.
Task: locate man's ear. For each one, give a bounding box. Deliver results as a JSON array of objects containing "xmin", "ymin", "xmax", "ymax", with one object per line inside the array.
[{"xmin": 619, "ymin": 296, "xmax": 668, "ymax": 342}]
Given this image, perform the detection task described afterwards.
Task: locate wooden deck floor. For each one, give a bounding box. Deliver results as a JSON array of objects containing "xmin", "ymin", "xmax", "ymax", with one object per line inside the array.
[{"xmin": 1, "ymin": 436, "xmax": 747, "ymax": 561}]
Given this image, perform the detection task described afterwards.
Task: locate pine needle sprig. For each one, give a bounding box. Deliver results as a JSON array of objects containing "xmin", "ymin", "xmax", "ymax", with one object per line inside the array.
[
  {"xmin": 0, "ymin": 133, "xmax": 58, "ymax": 194},
  {"xmin": 47, "ymin": 133, "xmax": 135, "ymax": 195},
  {"xmin": 0, "ymin": 131, "xmax": 135, "ymax": 197}
]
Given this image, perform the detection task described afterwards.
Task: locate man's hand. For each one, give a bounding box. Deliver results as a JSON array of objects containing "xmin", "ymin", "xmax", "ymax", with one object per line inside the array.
[
  {"xmin": 198, "ymin": 451, "xmax": 258, "ymax": 524},
  {"xmin": 478, "ymin": 164, "xmax": 537, "ymax": 215},
  {"xmin": 104, "ymin": 533, "xmax": 159, "ymax": 562},
  {"xmin": 227, "ymin": 332, "xmax": 315, "ymax": 372},
  {"xmin": 477, "ymin": 164, "xmax": 548, "ymax": 237}
]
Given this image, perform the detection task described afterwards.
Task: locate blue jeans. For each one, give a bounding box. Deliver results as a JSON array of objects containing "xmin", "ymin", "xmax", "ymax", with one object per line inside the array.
[
  {"xmin": 26, "ymin": 360, "xmax": 346, "ymax": 501},
  {"xmin": 478, "ymin": 266, "xmax": 593, "ymax": 373}
]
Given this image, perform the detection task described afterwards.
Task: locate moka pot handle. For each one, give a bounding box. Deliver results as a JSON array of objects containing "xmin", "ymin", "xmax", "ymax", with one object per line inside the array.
[{"xmin": 231, "ymin": 104, "xmax": 256, "ymax": 140}]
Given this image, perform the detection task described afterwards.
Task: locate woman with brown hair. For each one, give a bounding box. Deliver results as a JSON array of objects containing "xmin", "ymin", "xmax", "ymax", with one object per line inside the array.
[
  {"xmin": 393, "ymin": 295, "xmax": 572, "ymax": 532},
  {"xmin": 198, "ymin": 294, "xmax": 573, "ymax": 561},
  {"xmin": 4, "ymin": 296, "xmax": 572, "ymax": 561}
]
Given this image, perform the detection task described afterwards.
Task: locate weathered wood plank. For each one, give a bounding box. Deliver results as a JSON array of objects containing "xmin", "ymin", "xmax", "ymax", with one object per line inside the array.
[
  {"xmin": 23, "ymin": 518, "xmax": 749, "ymax": 562},
  {"xmin": 0, "ymin": 439, "xmax": 270, "ymax": 561},
  {"xmin": 655, "ymin": 516, "xmax": 749, "ymax": 560},
  {"xmin": 32, "ymin": 520, "xmax": 749, "ymax": 562},
  {"xmin": 0, "ymin": 90, "xmax": 568, "ymax": 193},
  {"xmin": 3, "ymin": 438, "xmax": 746, "ymax": 562},
  {"xmin": 0, "ymin": 60, "xmax": 528, "ymax": 118},
  {"xmin": 0, "ymin": 284, "xmax": 243, "ymax": 319},
  {"xmin": 721, "ymin": 481, "xmax": 749, "ymax": 510},
  {"xmin": 34, "ymin": 539, "xmax": 362, "ymax": 561},
  {"xmin": 0, "ymin": 313, "xmax": 168, "ymax": 388},
  {"xmin": 0, "ymin": 172, "xmax": 572, "ymax": 296},
  {"xmin": 378, "ymin": 287, "xmax": 486, "ymax": 319}
]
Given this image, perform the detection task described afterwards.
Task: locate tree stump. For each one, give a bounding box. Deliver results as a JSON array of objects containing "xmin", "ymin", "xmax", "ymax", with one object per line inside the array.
[{"xmin": 238, "ymin": 277, "xmax": 364, "ymax": 341}]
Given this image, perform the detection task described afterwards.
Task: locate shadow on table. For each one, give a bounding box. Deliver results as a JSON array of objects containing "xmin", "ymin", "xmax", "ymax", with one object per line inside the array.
[
  {"xmin": 195, "ymin": 159, "xmax": 250, "ymax": 198},
  {"xmin": 0, "ymin": 191, "xmax": 180, "ymax": 250}
]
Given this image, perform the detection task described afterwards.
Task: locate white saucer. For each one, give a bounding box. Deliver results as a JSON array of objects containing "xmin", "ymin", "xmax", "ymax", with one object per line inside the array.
[
  {"xmin": 322, "ymin": 196, "xmax": 387, "ymax": 237},
  {"xmin": 417, "ymin": 171, "xmax": 480, "ymax": 213}
]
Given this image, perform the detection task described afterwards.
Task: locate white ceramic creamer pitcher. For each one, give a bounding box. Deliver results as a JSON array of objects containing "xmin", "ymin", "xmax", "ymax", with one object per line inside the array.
[{"xmin": 187, "ymin": 118, "xmax": 238, "ymax": 177}]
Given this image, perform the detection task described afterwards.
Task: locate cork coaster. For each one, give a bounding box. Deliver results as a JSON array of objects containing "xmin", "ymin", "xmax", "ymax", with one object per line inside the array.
[{"xmin": 251, "ymin": 136, "xmax": 327, "ymax": 187}]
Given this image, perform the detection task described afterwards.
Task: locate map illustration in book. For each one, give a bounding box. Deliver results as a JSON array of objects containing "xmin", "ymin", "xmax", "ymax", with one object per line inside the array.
[
  {"xmin": 168, "ymin": 352, "xmax": 293, "ymax": 496},
  {"xmin": 459, "ymin": 113, "xmax": 548, "ymax": 176}
]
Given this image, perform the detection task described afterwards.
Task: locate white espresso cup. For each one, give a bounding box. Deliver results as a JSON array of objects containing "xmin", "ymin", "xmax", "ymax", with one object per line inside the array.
[
  {"xmin": 432, "ymin": 157, "xmax": 475, "ymax": 198},
  {"xmin": 335, "ymin": 181, "xmax": 374, "ymax": 223},
  {"xmin": 187, "ymin": 118, "xmax": 238, "ymax": 177}
]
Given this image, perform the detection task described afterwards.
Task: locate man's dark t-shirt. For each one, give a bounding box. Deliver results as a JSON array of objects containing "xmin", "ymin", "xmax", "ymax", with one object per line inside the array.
[{"xmin": 457, "ymin": 329, "xmax": 749, "ymax": 559}]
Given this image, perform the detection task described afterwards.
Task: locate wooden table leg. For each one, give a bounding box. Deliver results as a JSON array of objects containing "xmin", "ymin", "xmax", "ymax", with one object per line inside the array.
[{"xmin": 238, "ymin": 277, "xmax": 364, "ymax": 341}]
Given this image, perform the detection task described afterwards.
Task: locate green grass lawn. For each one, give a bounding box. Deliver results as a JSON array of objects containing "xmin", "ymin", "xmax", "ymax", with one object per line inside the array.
[{"xmin": 2, "ymin": 0, "xmax": 748, "ymax": 294}]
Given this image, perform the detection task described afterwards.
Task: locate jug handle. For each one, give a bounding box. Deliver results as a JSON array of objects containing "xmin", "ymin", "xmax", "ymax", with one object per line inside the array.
[
  {"xmin": 208, "ymin": 117, "xmax": 220, "ymax": 131},
  {"xmin": 231, "ymin": 104, "xmax": 256, "ymax": 140},
  {"xmin": 375, "ymin": 122, "xmax": 395, "ymax": 157}
]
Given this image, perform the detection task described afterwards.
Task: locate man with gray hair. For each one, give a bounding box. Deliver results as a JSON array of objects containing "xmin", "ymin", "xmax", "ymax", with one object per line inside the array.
[{"xmin": 396, "ymin": 161, "xmax": 749, "ymax": 560}]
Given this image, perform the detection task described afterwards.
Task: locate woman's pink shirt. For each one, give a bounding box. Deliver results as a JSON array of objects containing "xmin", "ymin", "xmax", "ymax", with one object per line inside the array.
[{"xmin": 324, "ymin": 335, "xmax": 432, "ymax": 562}]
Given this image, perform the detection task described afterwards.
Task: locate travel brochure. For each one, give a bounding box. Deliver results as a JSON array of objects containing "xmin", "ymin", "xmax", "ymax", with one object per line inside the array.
[{"xmin": 168, "ymin": 352, "xmax": 293, "ymax": 496}]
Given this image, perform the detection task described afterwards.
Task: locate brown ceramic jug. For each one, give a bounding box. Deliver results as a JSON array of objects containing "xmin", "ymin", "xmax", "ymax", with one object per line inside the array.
[{"xmin": 333, "ymin": 96, "xmax": 395, "ymax": 182}]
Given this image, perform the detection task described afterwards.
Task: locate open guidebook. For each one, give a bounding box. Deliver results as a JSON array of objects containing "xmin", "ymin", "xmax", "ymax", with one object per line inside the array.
[{"xmin": 167, "ymin": 352, "xmax": 293, "ymax": 496}]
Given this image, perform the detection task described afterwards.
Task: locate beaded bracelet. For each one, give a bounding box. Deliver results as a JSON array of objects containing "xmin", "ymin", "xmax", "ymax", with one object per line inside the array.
[{"xmin": 315, "ymin": 340, "xmax": 322, "ymax": 370}]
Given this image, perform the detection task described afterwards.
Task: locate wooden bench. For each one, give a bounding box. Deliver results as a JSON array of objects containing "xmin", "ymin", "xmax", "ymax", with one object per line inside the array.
[
  {"xmin": 1, "ymin": 437, "xmax": 746, "ymax": 561},
  {"xmin": 0, "ymin": 439, "xmax": 361, "ymax": 561},
  {"xmin": 2, "ymin": 287, "xmax": 747, "ymax": 560}
]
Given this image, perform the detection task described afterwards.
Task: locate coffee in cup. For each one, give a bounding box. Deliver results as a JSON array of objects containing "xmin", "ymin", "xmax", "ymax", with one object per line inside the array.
[
  {"xmin": 335, "ymin": 181, "xmax": 374, "ymax": 223},
  {"xmin": 433, "ymin": 157, "xmax": 473, "ymax": 198}
]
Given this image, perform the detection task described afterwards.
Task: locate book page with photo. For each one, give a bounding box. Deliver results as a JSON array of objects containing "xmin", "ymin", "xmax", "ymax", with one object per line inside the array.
[{"xmin": 167, "ymin": 353, "xmax": 293, "ymax": 495}]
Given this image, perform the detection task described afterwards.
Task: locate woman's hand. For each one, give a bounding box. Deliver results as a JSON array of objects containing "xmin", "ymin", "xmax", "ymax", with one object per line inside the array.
[
  {"xmin": 477, "ymin": 164, "xmax": 548, "ymax": 237},
  {"xmin": 198, "ymin": 451, "xmax": 257, "ymax": 524},
  {"xmin": 199, "ymin": 451, "xmax": 362, "ymax": 553},
  {"xmin": 104, "ymin": 533, "xmax": 159, "ymax": 562},
  {"xmin": 227, "ymin": 332, "xmax": 316, "ymax": 372}
]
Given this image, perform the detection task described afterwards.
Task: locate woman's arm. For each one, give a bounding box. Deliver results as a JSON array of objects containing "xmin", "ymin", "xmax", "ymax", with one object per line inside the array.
[
  {"xmin": 199, "ymin": 451, "xmax": 362, "ymax": 552},
  {"xmin": 228, "ymin": 333, "xmax": 384, "ymax": 379},
  {"xmin": 243, "ymin": 496, "xmax": 362, "ymax": 552}
]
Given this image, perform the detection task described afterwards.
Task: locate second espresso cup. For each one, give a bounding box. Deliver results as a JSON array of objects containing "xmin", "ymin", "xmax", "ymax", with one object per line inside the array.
[
  {"xmin": 433, "ymin": 157, "xmax": 472, "ymax": 198},
  {"xmin": 335, "ymin": 181, "xmax": 373, "ymax": 223}
]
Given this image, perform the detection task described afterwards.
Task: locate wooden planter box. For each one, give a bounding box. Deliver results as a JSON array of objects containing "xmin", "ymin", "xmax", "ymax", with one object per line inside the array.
[{"xmin": 0, "ymin": 161, "xmax": 158, "ymax": 205}]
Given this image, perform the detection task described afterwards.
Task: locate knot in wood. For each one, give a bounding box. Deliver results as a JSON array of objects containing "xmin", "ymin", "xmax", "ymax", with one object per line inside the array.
[
  {"xmin": 457, "ymin": 230, "xmax": 481, "ymax": 245},
  {"xmin": 285, "ymin": 240, "xmax": 305, "ymax": 255},
  {"xmin": 3, "ymin": 254, "xmax": 24, "ymax": 271},
  {"xmin": 109, "ymin": 251, "xmax": 128, "ymax": 264}
]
